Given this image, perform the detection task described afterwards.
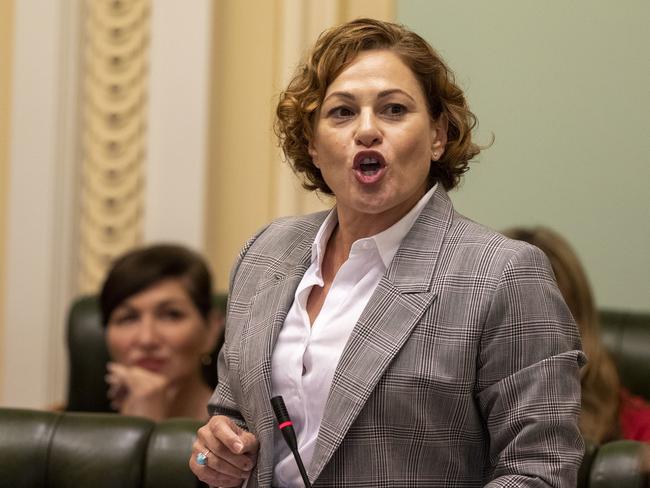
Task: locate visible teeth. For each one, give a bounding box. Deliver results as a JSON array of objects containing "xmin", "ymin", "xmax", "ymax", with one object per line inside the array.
[{"xmin": 357, "ymin": 156, "xmax": 382, "ymax": 176}]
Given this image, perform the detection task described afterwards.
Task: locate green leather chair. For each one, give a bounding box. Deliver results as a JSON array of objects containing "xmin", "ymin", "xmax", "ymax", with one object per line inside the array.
[
  {"xmin": 575, "ymin": 309, "xmax": 650, "ymax": 488},
  {"xmin": 1, "ymin": 408, "xmax": 646, "ymax": 488},
  {"xmin": 600, "ymin": 309, "xmax": 650, "ymax": 400},
  {"xmin": 0, "ymin": 407, "xmax": 205, "ymax": 488},
  {"xmin": 579, "ymin": 439, "xmax": 649, "ymax": 488}
]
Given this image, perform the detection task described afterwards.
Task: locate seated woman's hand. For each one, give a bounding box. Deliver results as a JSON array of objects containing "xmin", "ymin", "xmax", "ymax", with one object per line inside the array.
[
  {"xmin": 190, "ymin": 415, "xmax": 259, "ymax": 487},
  {"xmin": 105, "ymin": 361, "xmax": 177, "ymax": 420}
]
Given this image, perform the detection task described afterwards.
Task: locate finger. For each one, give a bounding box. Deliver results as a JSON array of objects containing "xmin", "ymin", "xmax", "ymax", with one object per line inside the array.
[
  {"xmin": 105, "ymin": 373, "xmax": 122, "ymax": 388},
  {"xmin": 105, "ymin": 371, "xmax": 127, "ymax": 410},
  {"xmin": 191, "ymin": 439, "xmax": 245, "ymax": 477},
  {"xmin": 106, "ymin": 362, "xmax": 128, "ymax": 376},
  {"xmin": 197, "ymin": 425, "xmax": 254, "ymax": 474},
  {"xmin": 190, "ymin": 441, "xmax": 249, "ymax": 486},
  {"xmin": 211, "ymin": 417, "xmax": 251, "ymax": 455},
  {"xmin": 128, "ymin": 368, "xmax": 169, "ymax": 390},
  {"xmin": 105, "ymin": 373, "xmax": 124, "ymax": 389},
  {"xmin": 197, "ymin": 447, "xmax": 250, "ymax": 480},
  {"xmin": 109, "ymin": 365, "xmax": 168, "ymax": 396},
  {"xmin": 238, "ymin": 430, "xmax": 260, "ymax": 455},
  {"xmin": 189, "ymin": 454, "xmax": 245, "ymax": 487},
  {"xmin": 106, "ymin": 364, "xmax": 134, "ymax": 388}
]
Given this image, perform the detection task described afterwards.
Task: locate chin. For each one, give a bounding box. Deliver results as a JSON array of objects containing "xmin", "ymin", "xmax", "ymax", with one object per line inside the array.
[{"xmin": 355, "ymin": 194, "xmax": 403, "ymax": 214}]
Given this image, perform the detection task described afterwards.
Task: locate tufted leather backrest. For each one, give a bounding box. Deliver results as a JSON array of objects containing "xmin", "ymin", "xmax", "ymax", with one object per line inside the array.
[
  {"xmin": 0, "ymin": 408, "xmax": 204, "ymax": 488},
  {"xmin": 600, "ymin": 309, "xmax": 650, "ymax": 400},
  {"xmin": 583, "ymin": 440, "xmax": 650, "ymax": 488},
  {"xmin": 66, "ymin": 296, "xmax": 112, "ymax": 412}
]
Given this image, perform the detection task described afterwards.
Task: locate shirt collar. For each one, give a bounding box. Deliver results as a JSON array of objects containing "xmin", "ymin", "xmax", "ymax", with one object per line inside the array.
[
  {"xmin": 372, "ymin": 184, "xmax": 437, "ymax": 267},
  {"xmin": 311, "ymin": 209, "xmax": 338, "ymax": 265},
  {"xmin": 311, "ymin": 184, "xmax": 438, "ymax": 270}
]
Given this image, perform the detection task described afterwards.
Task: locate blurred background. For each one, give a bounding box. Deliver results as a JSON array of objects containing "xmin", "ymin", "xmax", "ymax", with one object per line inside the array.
[{"xmin": 0, "ymin": 0, "xmax": 648, "ymax": 409}]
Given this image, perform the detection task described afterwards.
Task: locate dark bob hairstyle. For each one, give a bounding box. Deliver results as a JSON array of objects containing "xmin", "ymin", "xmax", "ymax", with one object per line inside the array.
[
  {"xmin": 99, "ymin": 244, "xmax": 220, "ymax": 388},
  {"xmin": 99, "ymin": 244, "xmax": 213, "ymax": 327}
]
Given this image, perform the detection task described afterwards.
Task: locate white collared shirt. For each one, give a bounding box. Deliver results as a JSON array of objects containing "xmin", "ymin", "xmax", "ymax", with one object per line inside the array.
[{"xmin": 270, "ymin": 185, "xmax": 437, "ymax": 487}]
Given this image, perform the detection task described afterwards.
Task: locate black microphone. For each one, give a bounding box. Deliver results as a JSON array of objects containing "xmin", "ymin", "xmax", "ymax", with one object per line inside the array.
[{"xmin": 270, "ymin": 395, "xmax": 312, "ymax": 488}]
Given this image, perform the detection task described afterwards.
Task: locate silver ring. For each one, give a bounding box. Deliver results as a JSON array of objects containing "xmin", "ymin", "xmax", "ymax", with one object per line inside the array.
[{"xmin": 196, "ymin": 450, "xmax": 209, "ymax": 466}]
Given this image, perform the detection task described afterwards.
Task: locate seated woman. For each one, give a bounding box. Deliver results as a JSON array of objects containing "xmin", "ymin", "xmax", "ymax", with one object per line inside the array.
[
  {"xmin": 503, "ymin": 226, "xmax": 650, "ymax": 443},
  {"xmin": 100, "ymin": 244, "xmax": 223, "ymax": 421}
]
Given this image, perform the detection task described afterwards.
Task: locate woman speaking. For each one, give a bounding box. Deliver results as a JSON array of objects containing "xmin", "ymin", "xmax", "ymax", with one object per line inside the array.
[{"xmin": 190, "ymin": 18, "xmax": 585, "ymax": 487}]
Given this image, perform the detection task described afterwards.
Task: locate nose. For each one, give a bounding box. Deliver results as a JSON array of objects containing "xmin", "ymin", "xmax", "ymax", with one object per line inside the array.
[
  {"xmin": 354, "ymin": 110, "xmax": 382, "ymax": 147},
  {"xmin": 133, "ymin": 316, "xmax": 160, "ymax": 349}
]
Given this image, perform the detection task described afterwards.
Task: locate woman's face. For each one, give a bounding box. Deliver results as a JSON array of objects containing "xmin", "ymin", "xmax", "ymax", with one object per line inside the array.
[
  {"xmin": 106, "ymin": 278, "xmax": 218, "ymax": 385},
  {"xmin": 309, "ymin": 49, "xmax": 447, "ymax": 227}
]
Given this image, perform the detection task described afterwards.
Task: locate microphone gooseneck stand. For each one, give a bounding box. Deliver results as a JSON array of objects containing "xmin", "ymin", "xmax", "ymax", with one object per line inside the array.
[{"xmin": 270, "ymin": 396, "xmax": 312, "ymax": 488}]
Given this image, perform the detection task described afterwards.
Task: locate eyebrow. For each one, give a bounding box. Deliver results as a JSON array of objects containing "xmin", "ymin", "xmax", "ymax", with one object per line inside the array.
[
  {"xmin": 323, "ymin": 88, "xmax": 416, "ymax": 104},
  {"xmin": 116, "ymin": 297, "xmax": 186, "ymax": 311}
]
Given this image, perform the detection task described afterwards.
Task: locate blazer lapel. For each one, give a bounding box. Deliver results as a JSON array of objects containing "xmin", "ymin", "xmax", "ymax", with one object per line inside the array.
[
  {"xmin": 309, "ymin": 187, "xmax": 455, "ymax": 481},
  {"xmin": 237, "ymin": 214, "xmax": 327, "ymax": 486}
]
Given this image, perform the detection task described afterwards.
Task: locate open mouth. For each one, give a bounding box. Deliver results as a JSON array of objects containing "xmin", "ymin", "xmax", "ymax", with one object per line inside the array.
[
  {"xmin": 358, "ymin": 157, "xmax": 383, "ymax": 175},
  {"xmin": 353, "ymin": 151, "xmax": 387, "ymax": 183}
]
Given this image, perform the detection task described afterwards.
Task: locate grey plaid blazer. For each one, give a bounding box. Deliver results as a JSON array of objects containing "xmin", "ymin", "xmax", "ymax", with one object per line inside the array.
[{"xmin": 209, "ymin": 187, "xmax": 585, "ymax": 487}]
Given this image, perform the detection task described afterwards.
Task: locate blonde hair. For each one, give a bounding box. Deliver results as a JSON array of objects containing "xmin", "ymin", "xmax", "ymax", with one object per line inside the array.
[
  {"xmin": 275, "ymin": 18, "xmax": 481, "ymax": 194},
  {"xmin": 503, "ymin": 226, "xmax": 620, "ymax": 443}
]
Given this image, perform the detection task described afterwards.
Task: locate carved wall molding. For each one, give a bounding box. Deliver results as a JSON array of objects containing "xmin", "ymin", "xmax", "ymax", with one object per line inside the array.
[{"xmin": 78, "ymin": 0, "xmax": 150, "ymax": 293}]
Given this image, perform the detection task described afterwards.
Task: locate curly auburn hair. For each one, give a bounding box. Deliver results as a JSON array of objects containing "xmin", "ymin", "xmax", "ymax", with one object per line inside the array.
[{"xmin": 275, "ymin": 18, "xmax": 481, "ymax": 193}]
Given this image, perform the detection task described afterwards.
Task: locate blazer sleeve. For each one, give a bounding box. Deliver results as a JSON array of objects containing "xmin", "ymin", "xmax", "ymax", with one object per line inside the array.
[
  {"xmin": 207, "ymin": 225, "xmax": 270, "ymax": 427},
  {"xmin": 476, "ymin": 243, "xmax": 586, "ymax": 487}
]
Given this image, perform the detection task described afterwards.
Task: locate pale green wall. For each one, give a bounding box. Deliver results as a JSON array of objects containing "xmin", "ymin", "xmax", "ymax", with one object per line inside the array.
[{"xmin": 398, "ymin": 0, "xmax": 649, "ymax": 312}]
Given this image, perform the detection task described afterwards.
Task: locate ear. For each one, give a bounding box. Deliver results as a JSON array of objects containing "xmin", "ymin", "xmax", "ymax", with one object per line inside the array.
[
  {"xmin": 202, "ymin": 309, "xmax": 224, "ymax": 356},
  {"xmin": 430, "ymin": 114, "xmax": 449, "ymax": 160},
  {"xmin": 308, "ymin": 140, "xmax": 319, "ymax": 168}
]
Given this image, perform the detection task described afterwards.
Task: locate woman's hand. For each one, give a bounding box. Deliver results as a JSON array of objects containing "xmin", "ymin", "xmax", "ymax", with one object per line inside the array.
[
  {"xmin": 105, "ymin": 362, "xmax": 177, "ymax": 421},
  {"xmin": 190, "ymin": 415, "xmax": 259, "ymax": 487}
]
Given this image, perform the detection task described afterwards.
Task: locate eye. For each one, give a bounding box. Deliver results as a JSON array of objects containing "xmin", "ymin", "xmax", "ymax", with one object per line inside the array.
[
  {"xmin": 382, "ymin": 103, "xmax": 407, "ymax": 118},
  {"xmin": 110, "ymin": 312, "xmax": 138, "ymax": 326},
  {"xmin": 159, "ymin": 308, "xmax": 186, "ymax": 322},
  {"xmin": 327, "ymin": 106, "xmax": 355, "ymax": 119}
]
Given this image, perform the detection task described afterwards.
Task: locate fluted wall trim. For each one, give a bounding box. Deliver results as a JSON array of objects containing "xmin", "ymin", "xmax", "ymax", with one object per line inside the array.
[{"xmin": 78, "ymin": 0, "xmax": 150, "ymax": 293}]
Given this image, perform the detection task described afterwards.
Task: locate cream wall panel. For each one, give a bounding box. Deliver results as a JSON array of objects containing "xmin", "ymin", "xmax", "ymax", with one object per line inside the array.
[
  {"xmin": 145, "ymin": 0, "xmax": 212, "ymax": 251},
  {"xmin": 398, "ymin": 0, "xmax": 650, "ymax": 311},
  {"xmin": 339, "ymin": 0, "xmax": 394, "ymax": 22},
  {"xmin": 272, "ymin": 0, "xmax": 339, "ymax": 220},
  {"xmin": 1, "ymin": 0, "xmax": 81, "ymax": 408},
  {"xmin": 0, "ymin": 0, "xmax": 15, "ymax": 400},
  {"xmin": 206, "ymin": 0, "xmax": 280, "ymax": 292},
  {"xmin": 207, "ymin": 0, "xmax": 394, "ymax": 292}
]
